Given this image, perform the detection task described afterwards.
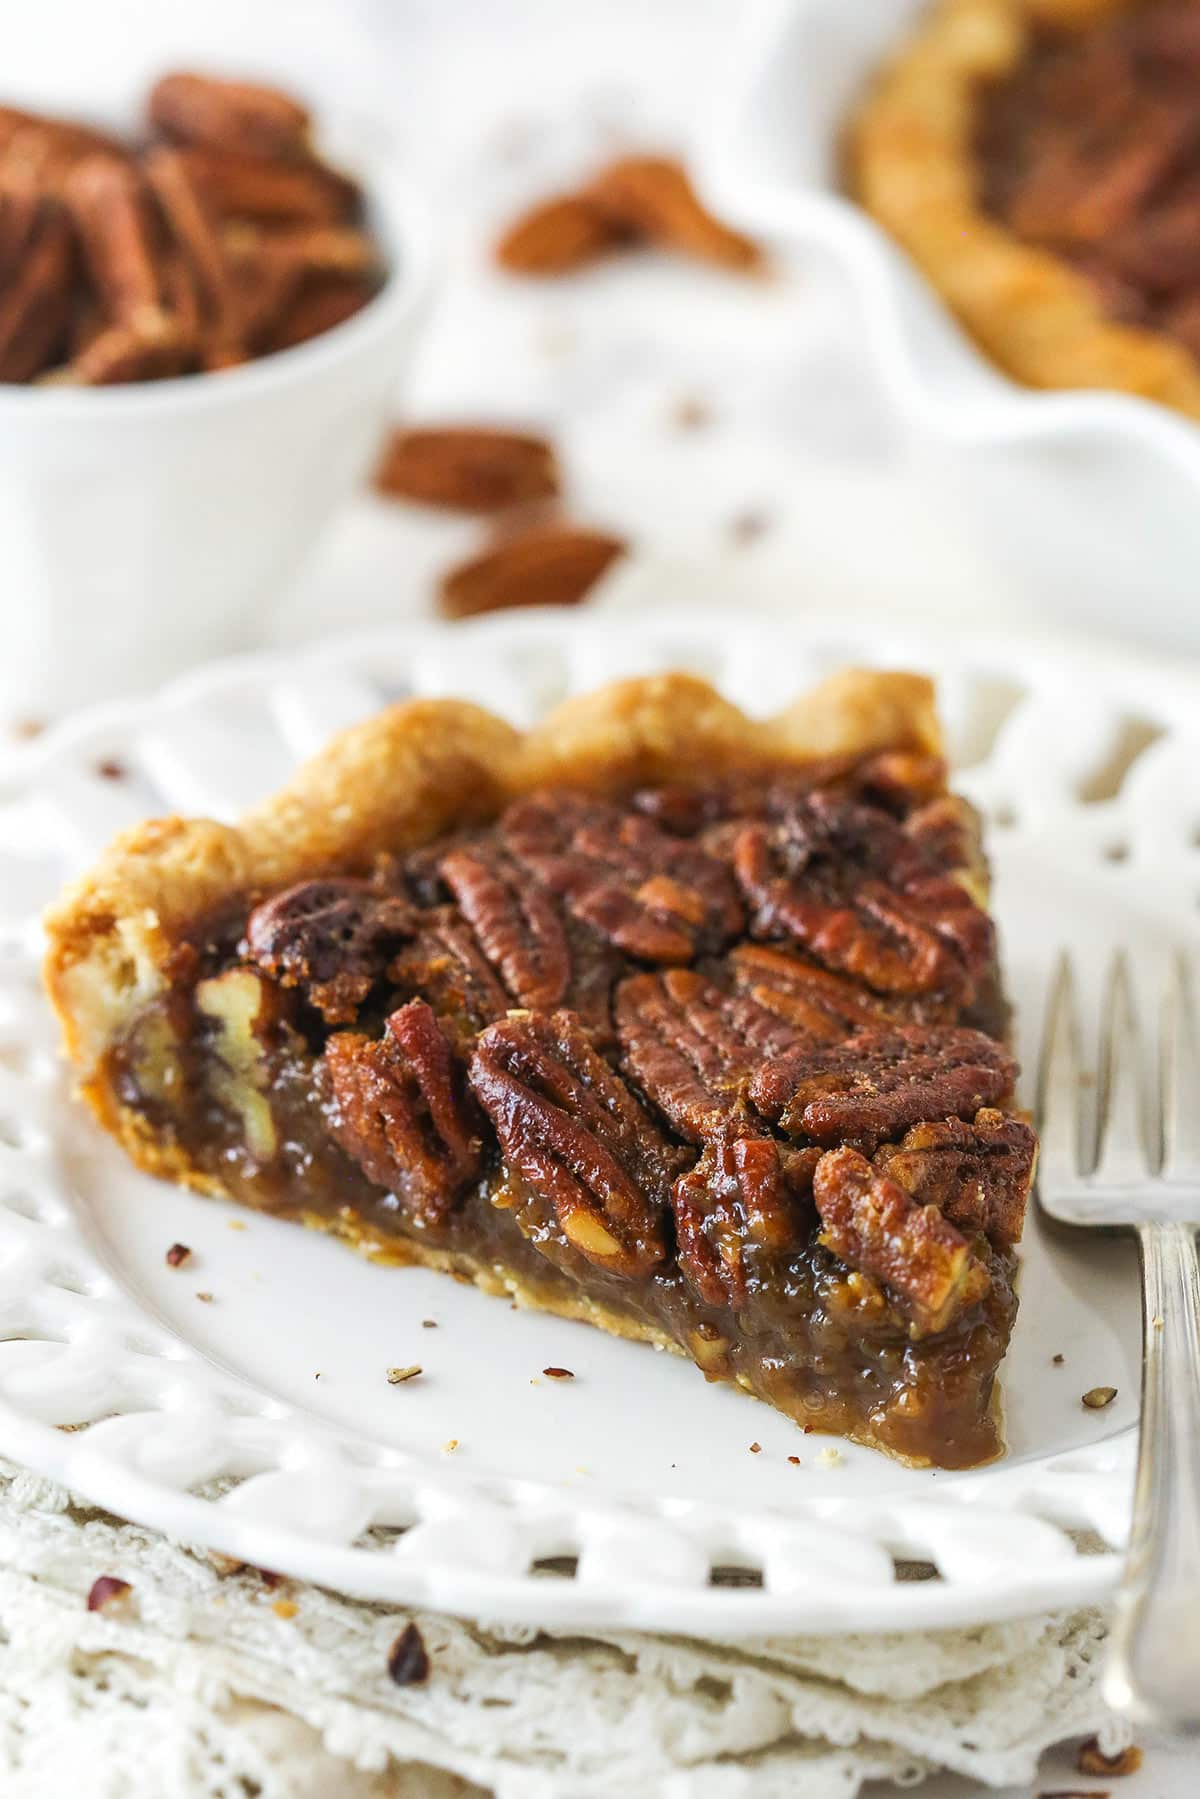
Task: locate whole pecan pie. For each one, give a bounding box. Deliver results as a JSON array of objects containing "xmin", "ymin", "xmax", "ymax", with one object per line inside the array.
[
  {"xmin": 44, "ymin": 672, "xmax": 1035, "ymax": 1468},
  {"xmin": 849, "ymin": 0, "xmax": 1200, "ymax": 416}
]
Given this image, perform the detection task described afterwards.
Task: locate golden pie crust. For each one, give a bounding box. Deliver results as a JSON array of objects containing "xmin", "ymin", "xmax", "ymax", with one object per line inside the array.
[{"xmin": 847, "ymin": 0, "xmax": 1200, "ymax": 417}]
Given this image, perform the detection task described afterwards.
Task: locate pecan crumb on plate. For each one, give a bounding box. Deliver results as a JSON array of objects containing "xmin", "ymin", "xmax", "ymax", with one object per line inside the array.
[
  {"xmin": 542, "ymin": 1366, "xmax": 574, "ymax": 1380},
  {"xmin": 387, "ymin": 1621, "xmax": 430, "ymax": 1687},
  {"xmin": 164, "ymin": 1241, "xmax": 191, "ymax": 1267},
  {"xmin": 1081, "ymin": 1386, "xmax": 1118, "ymax": 1409}
]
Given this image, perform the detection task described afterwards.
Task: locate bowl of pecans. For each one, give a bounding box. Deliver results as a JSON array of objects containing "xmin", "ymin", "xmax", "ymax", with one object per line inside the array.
[{"xmin": 0, "ymin": 70, "xmax": 429, "ymax": 716}]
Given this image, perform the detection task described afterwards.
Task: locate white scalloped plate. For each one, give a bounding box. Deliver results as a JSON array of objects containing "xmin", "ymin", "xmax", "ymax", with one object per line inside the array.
[{"xmin": 1, "ymin": 603, "xmax": 1198, "ymax": 1636}]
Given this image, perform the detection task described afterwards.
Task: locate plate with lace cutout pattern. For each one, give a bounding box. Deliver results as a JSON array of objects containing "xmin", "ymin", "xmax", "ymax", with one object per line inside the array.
[{"xmin": 0, "ymin": 600, "xmax": 1196, "ymax": 1635}]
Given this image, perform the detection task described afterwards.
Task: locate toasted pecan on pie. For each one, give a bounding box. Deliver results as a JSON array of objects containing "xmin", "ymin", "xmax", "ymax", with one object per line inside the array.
[
  {"xmin": 44, "ymin": 670, "xmax": 1033, "ymax": 1468},
  {"xmin": 848, "ymin": 0, "xmax": 1200, "ymax": 416}
]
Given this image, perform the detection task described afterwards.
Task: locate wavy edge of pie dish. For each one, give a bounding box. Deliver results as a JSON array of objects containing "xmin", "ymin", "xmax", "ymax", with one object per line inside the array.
[
  {"xmin": 0, "ymin": 611, "xmax": 1152, "ymax": 1633},
  {"xmin": 704, "ymin": 0, "xmax": 1200, "ymax": 484}
]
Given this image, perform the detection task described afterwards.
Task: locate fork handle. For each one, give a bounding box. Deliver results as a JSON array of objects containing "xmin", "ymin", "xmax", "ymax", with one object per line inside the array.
[{"xmin": 1104, "ymin": 1219, "xmax": 1200, "ymax": 1734}]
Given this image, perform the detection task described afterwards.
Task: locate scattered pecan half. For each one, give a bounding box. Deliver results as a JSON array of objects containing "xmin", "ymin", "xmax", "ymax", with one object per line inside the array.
[
  {"xmin": 750, "ymin": 1025, "xmax": 1016, "ymax": 1148},
  {"xmin": 724, "ymin": 942, "xmax": 897, "ymax": 1039},
  {"xmin": 324, "ymin": 1000, "xmax": 483, "ymax": 1225},
  {"xmin": 814, "ymin": 1146, "xmax": 990, "ymax": 1337},
  {"xmin": 243, "ymin": 877, "xmax": 416, "ymax": 1023},
  {"xmin": 615, "ymin": 967, "xmax": 796, "ymax": 1140},
  {"xmin": 733, "ymin": 790, "xmax": 993, "ymax": 1004},
  {"xmin": 494, "ymin": 190, "xmax": 628, "ymax": 275},
  {"xmin": 437, "ymin": 522, "xmax": 626, "ymax": 620},
  {"xmin": 374, "ymin": 425, "xmax": 561, "ymax": 513},
  {"xmin": 469, "ymin": 1009, "xmax": 682, "ymax": 1276},
  {"xmin": 388, "ymin": 908, "xmax": 510, "ymax": 1042},
  {"xmin": 587, "ymin": 154, "xmax": 763, "ymax": 272},
  {"xmin": 148, "ymin": 72, "xmax": 312, "ymax": 163},
  {"xmin": 495, "ymin": 153, "xmax": 762, "ymax": 276},
  {"xmin": 502, "ymin": 790, "xmax": 742, "ymax": 963},
  {"xmin": 875, "ymin": 1108, "xmax": 1035, "ymax": 1251},
  {"xmin": 673, "ymin": 1135, "xmax": 816, "ymax": 1308},
  {"xmin": 439, "ymin": 840, "xmax": 570, "ymax": 1009}
]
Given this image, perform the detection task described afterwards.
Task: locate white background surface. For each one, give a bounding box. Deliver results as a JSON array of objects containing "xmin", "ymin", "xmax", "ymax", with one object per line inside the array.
[{"xmin": 5, "ymin": 0, "xmax": 1199, "ymax": 1791}]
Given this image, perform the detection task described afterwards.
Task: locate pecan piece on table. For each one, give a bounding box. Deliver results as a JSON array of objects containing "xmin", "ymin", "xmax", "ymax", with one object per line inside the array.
[
  {"xmin": 733, "ymin": 790, "xmax": 993, "ymax": 1003},
  {"xmin": 439, "ymin": 842, "xmax": 570, "ymax": 1010},
  {"xmin": 724, "ymin": 942, "xmax": 898, "ymax": 1039},
  {"xmin": 814, "ymin": 1146, "xmax": 990, "ymax": 1338},
  {"xmin": 389, "ymin": 908, "xmax": 510, "ymax": 1042},
  {"xmin": 874, "ymin": 1108, "xmax": 1035, "ymax": 1252},
  {"xmin": 437, "ymin": 523, "xmax": 625, "ymax": 621},
  {"xmin": 615, "ymin": 967, "xmax": 796, "ymax": 1141},
  {"xmin": 673, "ymin": 1135, "xmax": 816, "ymax": 1309},
  {"xmin": 374, "ymin": 426, "xmax": 561, "ymax": 513},
  {"xmin": 586, "ymin": 155, "xmax": 763, "ymax": 273},
  {"xmin": 469, "ymin": 1009, "xmax": 682, "ymax": 1276},
  {"xmin": 750, "ymin": 1025, "xmax": 1016, "ymax": 1150},
  {"xmin": 495, "ymin": 191, "xmax": 628, "ymax": 275},
  {"xmin": 243, "ymin": 878, "xmax": 416, "ymax": 1024},
  {"xmin": 324, "ymin": 1000, "xmax": 483, "ymax": 1226},
  {"xmin": 503, "ymin": 790, "xmax": 743, "ymax": 963}
]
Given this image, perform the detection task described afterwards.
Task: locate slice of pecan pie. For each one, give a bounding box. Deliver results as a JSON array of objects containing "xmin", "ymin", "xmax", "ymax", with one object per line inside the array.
[
  {"xmin": 44, "ymin": 671, "xmax": 1035, "ymax": 1468},
  {"xmin": 849, "ymin": 0, "xmax": 1200, "ymax": 416}
]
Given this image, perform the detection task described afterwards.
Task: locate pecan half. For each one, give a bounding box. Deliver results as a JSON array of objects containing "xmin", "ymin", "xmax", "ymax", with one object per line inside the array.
[
  {"xmin": 814, "ymin": 1146, "xmax": 990, "ymax": 1337},
  {"xmin": 144, "ymin": 145, "xmax": 243, "ymax": 357},
  {"xmin": 262, "ymin": 273, "xmax": 375, "ymax": 352},
  {"xmin": 0, "ymin": 204, "xmax": 74, "ymax": 380},
  {"xmin": 148, "ymin": 72, "xmax": 312, "ymax": 163},
  {"xmin": 388, "ymin": 908, "xmax": 510, "ymax": 1042},
  {"xmin": 733, "ymin": 790, "xmax": 993, "ymax": 1003},
  {"xmin": 324, "ymin": 1001, "xmax": 483, "ymax": 1226},
  {"xmin": 437, "ymin": 522, "xmax": 626, "ymax": 620},
  {"xmin": 243, "ymin": 878, "xmax": 416, "ymax": 1023},
  {"xmin": 750, "ymin": 1025, "xmax": 1016, "ymax": 1149},
  {"xmin": 874, "ymin": 1108, "xmax": 1034, "ymax": 1251},
  {"xmin": 615, "ymin": 967, "xmax": 796, "ymax": 1140},
  {"xmin": 167, "ymin": 145, "xmax": 358, "ymax": 224},
  {"xmin": 503, "ymin": 790, "xmax": 742, "ymax": 963},
  {"xmin": 469, "ymin": 1009, "xmax": 681, "ymax": 1276},
  {"xmin": 494, "ymin": 191, "xmax": 627, "ymax": 275},
  {"xmin": 587, "ymin": 155, "xmax": 763, "ymax": 272},
  {"xmin": 62, "ymin": 155, "xmax": 164, "ymax": 331},
  {"xmin": 725, "ymin": 942, "xmax": 898, "ymax": 1038},
  {"xmin": 440, "ymin": 841, "xmax": 570, "ymax": 1009},
  {"xmin": 673, "ymin": 1135, "xmax": 815, "ymax": 1308},
  {"xmin": 374, "ymin": 426, "xmax": 560, "ymax": 513}
]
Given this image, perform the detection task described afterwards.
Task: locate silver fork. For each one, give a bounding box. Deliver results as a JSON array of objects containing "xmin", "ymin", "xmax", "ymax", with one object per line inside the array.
[{"xmin": 1039, "ymin": 950, "xmax": 1200, "ymax": 1736}]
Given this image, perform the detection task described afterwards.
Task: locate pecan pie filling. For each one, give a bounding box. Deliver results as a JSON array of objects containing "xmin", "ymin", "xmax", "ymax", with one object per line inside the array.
[
  {"xmin": 102, "ymin": 755, "xmax": 1032, "ymax": 1469},
  {"xmin": 978, "ymin": 1, "xmax": 1200, "ymax": 361}
]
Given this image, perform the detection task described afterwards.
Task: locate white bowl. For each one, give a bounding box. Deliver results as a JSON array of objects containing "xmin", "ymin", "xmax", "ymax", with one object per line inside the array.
[
  {"xmin": 705, "ymin": 0, "xmax": 1200, "ymax": 655},
  {"xmin": 0, "ymin": 171, "xmax": 431, "ymax": 719}
]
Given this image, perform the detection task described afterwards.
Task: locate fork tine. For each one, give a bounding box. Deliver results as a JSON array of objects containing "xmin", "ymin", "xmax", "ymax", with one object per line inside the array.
[
  {"xmin": 1093, "ymin": 950, "xmax": 1150, "ymax": 1187},
  {"xmin": 1037, "ymin": 951, "xmax": 1084, "ymax": 1191},
  {"xmin": 1161, "ymin": 952, "xmax": 1200, "ymax": 1185}
]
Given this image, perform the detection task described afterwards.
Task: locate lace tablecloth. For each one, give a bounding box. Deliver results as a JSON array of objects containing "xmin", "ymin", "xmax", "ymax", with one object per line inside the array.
[{"xmin": 0, "ymin": 1460, "xmax": 1130, "ymax": 1798}]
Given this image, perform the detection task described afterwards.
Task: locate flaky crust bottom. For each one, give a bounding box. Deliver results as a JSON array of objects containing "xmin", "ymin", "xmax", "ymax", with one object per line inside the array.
[{"xmin": 847, "ymin": 0, "xmax": 1200, "ymax": 418}]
